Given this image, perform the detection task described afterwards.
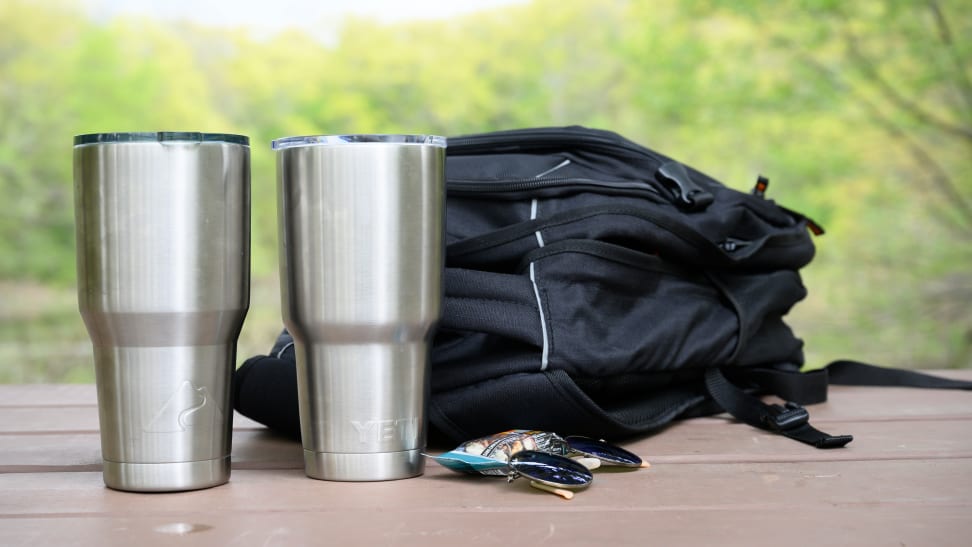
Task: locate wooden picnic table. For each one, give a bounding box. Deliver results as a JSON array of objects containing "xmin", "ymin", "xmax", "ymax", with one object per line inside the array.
[{"xmin": 2, "ymin": 371, "xmax": 970, "ymax": 546}]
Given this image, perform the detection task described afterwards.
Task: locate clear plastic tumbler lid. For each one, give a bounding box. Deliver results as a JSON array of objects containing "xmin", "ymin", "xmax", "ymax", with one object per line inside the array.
[
  {"xmin": 74, "ymin": 132, "xmax": 249, "ymax": 147},
  {"xmin": 271, "ymin": 134, "xmax": 447, "ymax": 150}
]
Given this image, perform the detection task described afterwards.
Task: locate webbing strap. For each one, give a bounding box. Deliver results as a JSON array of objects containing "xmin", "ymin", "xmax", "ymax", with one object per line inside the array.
[
  {"xmin": 724, "ymin": 366, "xmax": 830, "ymax": 405},
  {"xmin": 825, "ymin": 360, "xmax": 972, "ymax": 390},
  {"xmin": 704, "ymin": 368, "xmax": 853, "ymax": 449},
  {"xmin": 706, "ymin": 362, "xmax": 971, "ymax": 449}
]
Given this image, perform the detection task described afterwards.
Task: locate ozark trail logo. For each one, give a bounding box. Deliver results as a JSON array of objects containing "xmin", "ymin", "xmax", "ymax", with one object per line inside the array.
[{"xmin": 144, "ymin": 381, "xmax": 221, "ymax": 433}]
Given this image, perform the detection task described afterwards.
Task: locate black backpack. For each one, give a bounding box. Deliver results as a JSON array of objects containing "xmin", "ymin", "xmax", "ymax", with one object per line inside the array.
[{"xmin": 233, "ymin": 126, "xmax": 971, "ymax": 448}]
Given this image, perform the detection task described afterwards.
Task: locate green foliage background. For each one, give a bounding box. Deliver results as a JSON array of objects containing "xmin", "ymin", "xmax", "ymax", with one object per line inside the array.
[{"xmin": 1, "ymin": 0, "xmax": 970, "ymax": 382}]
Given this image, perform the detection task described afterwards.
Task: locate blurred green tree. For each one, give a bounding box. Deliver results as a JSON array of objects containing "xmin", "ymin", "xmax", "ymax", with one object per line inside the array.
[
  {"xmin": 0, "ymin": 0, "xmax": 969, "ymax": 382},
  {"xmin": 684, "ymin": 0, "xmax": 972, "ymax": 367}
]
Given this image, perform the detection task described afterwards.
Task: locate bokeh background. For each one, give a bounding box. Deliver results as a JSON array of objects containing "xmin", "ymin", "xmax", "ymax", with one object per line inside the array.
[{"xmin": 1, "ymin": 0, "xmax": 969, "ymax": 382}]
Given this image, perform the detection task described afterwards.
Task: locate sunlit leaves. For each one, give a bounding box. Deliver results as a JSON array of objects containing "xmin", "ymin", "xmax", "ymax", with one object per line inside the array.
[{"xmin": 0, "ymin": 0, "xmax": 969, "ymax": 370}]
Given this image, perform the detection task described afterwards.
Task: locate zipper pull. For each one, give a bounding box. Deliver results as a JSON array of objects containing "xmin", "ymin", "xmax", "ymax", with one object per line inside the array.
[
  {"xmin": 654, "ymin": 161, "xmax": 714, "ymax": 211},
  {"xmin": 753, "ymin": 175, "xmax": 769, "ymax": 198},
  {"xmin": 778, "ymin": 204, "xmax": 826, "ymax": 236},
  {"xmin": 753, "ymin": 175, "xmax": 825, "ymax": 236}
]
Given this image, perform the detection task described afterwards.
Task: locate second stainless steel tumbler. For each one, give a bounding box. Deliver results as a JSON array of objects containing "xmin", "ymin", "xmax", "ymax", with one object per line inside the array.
[
  {"xmin": 274, "ymin": 134, "xmax": 447, "ymax": 481},
  {"xmin": 74, "ymin": 132, "xmax": 250, "ymax": 492}
]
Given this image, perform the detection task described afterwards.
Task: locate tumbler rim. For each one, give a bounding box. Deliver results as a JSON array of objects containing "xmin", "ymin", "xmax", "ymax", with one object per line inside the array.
[
  {"xmin": 73, "ymin": 132, "xmax": 249, "ymax": 147},
  {"xmin": 271, "ymin": 134, "xmax": 447, "ymax": 150}
]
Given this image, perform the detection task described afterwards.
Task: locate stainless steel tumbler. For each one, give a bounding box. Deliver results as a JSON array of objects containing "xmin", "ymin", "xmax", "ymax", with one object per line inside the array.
[
  {"xmin": 273, "ymin": 134, "xmax": 446, "ymax": 481},
  {"xmin": 74, "ymin": 132, "xmax": 250, "ymax": 492}
]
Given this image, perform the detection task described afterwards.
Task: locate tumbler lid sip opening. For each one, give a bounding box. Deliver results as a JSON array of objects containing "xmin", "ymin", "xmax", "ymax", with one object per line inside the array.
[
  {"xmin": 271, "ymin": 134, "xmax": 447, "ymax": 150},
  {"xmin": 73, "ymin": 132, "xmax": 249, "ymax": 147}
]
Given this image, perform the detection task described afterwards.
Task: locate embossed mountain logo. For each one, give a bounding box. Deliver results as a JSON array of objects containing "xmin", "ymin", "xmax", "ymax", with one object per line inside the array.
[{"xmin": 144, "ymin": 381, "xmax": 222, "ymax": 433}]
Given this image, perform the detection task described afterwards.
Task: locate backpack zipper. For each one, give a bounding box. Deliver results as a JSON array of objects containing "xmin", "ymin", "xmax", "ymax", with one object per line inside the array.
[
  {"xmin": 447, "ymin": 176, "xmax": 664, "ymax": 199},
  {"xmin": 447, "ymin": 127, "xmax": 714, "ymax": 210},
  {"xmin": 447, "ymin": 127, "xmax": 660, "ymax": 158}
]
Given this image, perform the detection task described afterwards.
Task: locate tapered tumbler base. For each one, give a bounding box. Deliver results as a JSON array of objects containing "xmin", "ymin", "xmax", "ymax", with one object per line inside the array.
[
  {"xmin": 102, "ymin": 456, "xmax": 230, "ymax": 492},
  {"xmin": 303, "ymin": 449, "xmax": 424, "ymax": 481}
]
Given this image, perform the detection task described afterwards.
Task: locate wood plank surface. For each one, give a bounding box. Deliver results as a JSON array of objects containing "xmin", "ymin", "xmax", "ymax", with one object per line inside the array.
[
  {"xmin": 1, "ymin": 370, "xmax": 970, "ymax": 546},
  {"xmin": 1, "ymin": 463, "xmax": 969, "ymax": 546},
  {"xmin": 1, "ymin": 416, "xmax": 970, "ymax": 472},
  {"xmin": 4, "ymin": 459, "xmax": 970, "ymax": 515},
  {"xmin": 3, "ymin": 505, "xmax": 967, "ymax": 547}
]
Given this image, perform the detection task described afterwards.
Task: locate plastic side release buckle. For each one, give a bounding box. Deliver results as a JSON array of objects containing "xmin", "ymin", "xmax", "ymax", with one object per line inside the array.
[
  {"xmin": 655, "ymin": 161, "xmax": 714, "ymax": 212},
  {"xmin": 763, "ymin": 402, "xmax": 853, "ymax": 449},
  {"xmin": 763, "ymin": 402, "xmax": 810, "ymax": 431}
]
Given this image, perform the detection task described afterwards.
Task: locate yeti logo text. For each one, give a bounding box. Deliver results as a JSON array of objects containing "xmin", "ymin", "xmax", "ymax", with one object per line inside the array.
[{"xmin": 350, "ymin": 418, "xmax": 420, "ymax": 444}]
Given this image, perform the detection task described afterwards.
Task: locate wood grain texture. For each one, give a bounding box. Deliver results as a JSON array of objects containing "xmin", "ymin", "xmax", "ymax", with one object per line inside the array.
[{"xmin": 1, "ymin": 371, "xmax": 970, "ymax": 546}]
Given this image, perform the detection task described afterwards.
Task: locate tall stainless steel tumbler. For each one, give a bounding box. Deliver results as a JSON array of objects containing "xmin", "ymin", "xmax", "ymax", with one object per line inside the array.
[
  {"xmin": 273, "ymin": 134, "xmax": 446, "ymax": 481},
  {"xmin": 74, "ymin": 132, "xmax": 250, "ymax": 492}
]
